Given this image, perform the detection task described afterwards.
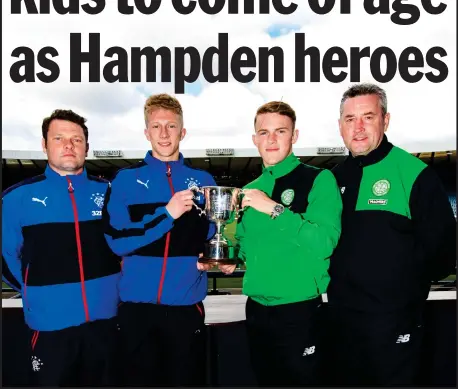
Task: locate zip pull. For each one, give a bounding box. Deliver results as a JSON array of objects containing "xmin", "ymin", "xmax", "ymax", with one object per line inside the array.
[
  {"xmin": 66, "ymin": 177, "xmax": 75, "ymax": 193},
  {"xmin": 166, "ymin": 163, "xmax": 171, "ymax": 178}
]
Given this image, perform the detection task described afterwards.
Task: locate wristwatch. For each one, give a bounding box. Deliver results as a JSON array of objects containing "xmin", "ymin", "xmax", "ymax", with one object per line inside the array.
[{"xmin": 270, "ymin": 203, "xmax": 285, "ymax": 219}]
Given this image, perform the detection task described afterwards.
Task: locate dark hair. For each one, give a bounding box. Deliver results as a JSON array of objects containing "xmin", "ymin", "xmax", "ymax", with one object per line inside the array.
[
  {"xmin": 42, "ymin": 109, "xmax": 88, "ymax": 144},
  {"xmin": 254, "ymin": 101, "xmax": 296, "ymax": 128},
  {"xmin": 340, "ymin": 83, "xmax": 388, "ymax": 117}
]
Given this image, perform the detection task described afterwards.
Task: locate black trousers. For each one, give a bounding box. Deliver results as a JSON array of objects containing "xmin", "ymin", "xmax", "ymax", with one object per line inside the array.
[
  {"xmin": 28, "ymin": 317, "xmax": 120, "ymax": 386},
  {"xmin": 245, "ymin": 296, "xmax": 323, "ymax": 387},
  {"xmin": 326, "ymin": 303, "xmax": 425, "ymax": 386},
  {"xmin": 118, "ymin": 301, "xmax": 206, "ymax": 387}
]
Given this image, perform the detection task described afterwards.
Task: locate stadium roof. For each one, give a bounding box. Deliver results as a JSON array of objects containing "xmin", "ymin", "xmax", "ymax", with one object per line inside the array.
[
  {"xmin": 2, "ymin": 135, "xmax": 456, "ymax": 161},
  {"xmin": 3, "ymin": 147, "xmax": 343, "ymax": 160},
  {"xmin": 2, "ymin": 147, "xmax": 351, "ymax": 178},
  {"xmin": 2, "ymin": 146, "xmax": 456, "ymax": 187},
  {"xmin": 2, "ymin": 137, "xmax": 457, "ymax": 160},
  {"xmin": 2, "ymin": 143, "xmax": 456, "ymax": 175}
]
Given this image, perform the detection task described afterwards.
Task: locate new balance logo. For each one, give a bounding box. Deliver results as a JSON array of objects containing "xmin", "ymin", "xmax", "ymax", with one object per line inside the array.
[
  {"xmin": 136, "ymin": 179, "xmax": 149, "ymax": 189},
  {"xmin": 396, "ymin": 334, "xmax": 410, "ymax": 343},
  {"xmin": 303, "ymin": 346, "xmax": 315, "ymax": 356},
  {"xmin": 32, "ymin": 197, "xmax": 47, "ymax": 206}
]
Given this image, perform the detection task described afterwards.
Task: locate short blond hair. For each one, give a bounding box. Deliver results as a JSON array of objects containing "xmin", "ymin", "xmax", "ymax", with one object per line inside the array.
[
  {"xmin": 144, "ymin": 93, "xmax": 183, "ymax": 125},
  {"xmin": 254, "ymin": 101, "xmax": 296, "ymax": 128}
]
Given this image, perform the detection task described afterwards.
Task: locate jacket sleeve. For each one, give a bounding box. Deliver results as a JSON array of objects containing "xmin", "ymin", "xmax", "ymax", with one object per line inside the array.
[
  {"xmin": 102, "ymin": 175, "xmax": 175, "ymax": 257},
  {"xmin": 269, "ymin": 169, "xmax": 342, "ymax": 262},
  {"xmin": 2, "ymin": 191, "xmax": 24, "ymax": 292},
  {"xmin": 409, "ymin": 166, "xmax": 456, "ymax": 282}
]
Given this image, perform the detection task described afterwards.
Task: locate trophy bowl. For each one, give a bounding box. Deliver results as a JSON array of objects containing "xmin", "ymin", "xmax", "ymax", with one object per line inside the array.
[{"xmin": 195, "ymin": 186, "xmax": 243, "ymax": 265}]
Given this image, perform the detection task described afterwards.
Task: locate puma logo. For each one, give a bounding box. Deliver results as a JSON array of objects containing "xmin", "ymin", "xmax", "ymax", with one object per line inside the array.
[
  {"xmin": 136, "ymin": 179, "xmax": 149, "ymax": 189},
  {"xmin": 32, "ymin": 197, "xmax": 48, "ymax": 207}
]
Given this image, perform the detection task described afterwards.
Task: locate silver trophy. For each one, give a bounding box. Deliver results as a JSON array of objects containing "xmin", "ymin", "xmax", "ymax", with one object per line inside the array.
[{"xmin": 192, "ymin": 186, "xmax": 243, "ymax": 264}]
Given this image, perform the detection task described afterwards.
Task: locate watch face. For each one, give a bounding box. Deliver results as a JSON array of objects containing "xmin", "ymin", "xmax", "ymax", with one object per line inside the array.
[{"xmin": 274, "ymin": 204, "xmax": 284, "ymax": 213}]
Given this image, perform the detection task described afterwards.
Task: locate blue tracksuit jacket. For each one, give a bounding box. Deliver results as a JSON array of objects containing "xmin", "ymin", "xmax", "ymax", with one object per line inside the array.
[
  {"xmin": 103, "ymin": 151, "xmax": 216, "ymax": 305},
  {"xmin": 2, "ymin": 166, "xmax": 121, "ymax": 331}
]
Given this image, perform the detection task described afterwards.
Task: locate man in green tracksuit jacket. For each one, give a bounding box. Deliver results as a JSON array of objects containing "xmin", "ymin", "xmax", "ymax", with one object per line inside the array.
[
  {"xmin": 326, "ymin": 83, "xmax": 456, "ymax": 386},
  {"xmin": 220, "ymin": 101, "xmax": 342, "ymax": 386}
]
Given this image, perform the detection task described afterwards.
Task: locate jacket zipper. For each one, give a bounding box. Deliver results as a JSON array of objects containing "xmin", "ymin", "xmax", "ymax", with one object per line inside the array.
[
  {"xmin": 31, "ymin": 330, "xmax": 40, "ymax": 351},
  {"xmin": 24, "ymin": 265, "xmax": 40, "ymax": 349},
  {"xmin": 66, "ymin": 178, "xmax": 90, "ymax": 322},
  {"xmin": 157, "ymin": 163, "xmax": 175, "ymax": 304}
]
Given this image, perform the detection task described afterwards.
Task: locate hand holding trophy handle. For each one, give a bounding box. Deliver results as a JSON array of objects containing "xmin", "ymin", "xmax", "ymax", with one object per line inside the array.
[{"xmin": 165, "ymin": 189, "xmax": 196, "ymax": 219}]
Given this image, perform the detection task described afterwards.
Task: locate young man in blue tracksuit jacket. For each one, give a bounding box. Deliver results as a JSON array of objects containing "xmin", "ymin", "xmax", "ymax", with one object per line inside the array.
[
  {"xmin": 103, "ymin": 93, "xmax": 217, "ymax": 386},
  {"xmin": 2, "ymin": 110, "xmax": 121, "ymax": 386}
]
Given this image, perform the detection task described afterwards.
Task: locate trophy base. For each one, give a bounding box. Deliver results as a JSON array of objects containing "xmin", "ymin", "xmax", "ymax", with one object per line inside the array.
[
  {"xmin": 198, "ymin": 238, "xmax": 238, "ymax": 265},
  {"xmin": 198, "ymin": 257, "xmax": 239, "ymax": 265}
]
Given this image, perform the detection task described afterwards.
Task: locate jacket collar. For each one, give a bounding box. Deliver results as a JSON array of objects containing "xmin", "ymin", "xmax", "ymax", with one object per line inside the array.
[
  {"xmin": 45, "ymin": 164, "xmax": 88, "ymax": 185},
  {"xmin": 348, "ymin": 134, "xmax": 393, "ymax": 167},
  {"xmin": 144, "ymin": 150, "xmax": 185, "ymax": 171},
  {"xmin": 262, "ymin": 152, "xmax": 300, "ymax": 179}
]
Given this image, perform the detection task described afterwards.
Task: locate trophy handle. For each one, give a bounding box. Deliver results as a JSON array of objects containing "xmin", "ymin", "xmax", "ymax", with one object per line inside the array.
[
  {"xmin": 189, "ymin": 185, "xmax": 205, "ymax": 203},
  {"xmin": 189, "ymin": 185, "xmax": 204, "ymax": 194},
  {"xmin": 189, "ymin": 186, "xmax": 206, "ymax": 216},
  {"xmin": 236, "ymin": 189, "xmax": 246, "ymax": 214}
]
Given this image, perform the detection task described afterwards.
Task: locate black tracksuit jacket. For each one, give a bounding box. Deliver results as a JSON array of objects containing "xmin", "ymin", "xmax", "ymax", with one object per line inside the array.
[{"xmin": 327, "ymin": 135, "xmax": 456, "ymax": 312}]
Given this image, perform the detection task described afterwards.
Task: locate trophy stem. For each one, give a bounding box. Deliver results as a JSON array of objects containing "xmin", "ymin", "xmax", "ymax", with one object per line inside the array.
[{"xmin": 216, "ymin": 221, "xmax": 223, "ymax": 236}]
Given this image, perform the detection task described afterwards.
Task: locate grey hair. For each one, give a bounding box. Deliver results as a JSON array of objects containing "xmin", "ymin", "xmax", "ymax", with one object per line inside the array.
[{"xmin": 339, "ymin": 83, "xmax": 388, "ymax": 117}]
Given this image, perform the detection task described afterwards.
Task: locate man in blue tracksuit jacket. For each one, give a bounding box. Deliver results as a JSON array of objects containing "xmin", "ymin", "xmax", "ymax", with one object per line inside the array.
[
  {"xmin": 2, "ymin": 109, "xmax": 121, "ymax": 386},
  {"xmin": 103, "ymin": 93, "xmax": 217, "ymax": 386}
]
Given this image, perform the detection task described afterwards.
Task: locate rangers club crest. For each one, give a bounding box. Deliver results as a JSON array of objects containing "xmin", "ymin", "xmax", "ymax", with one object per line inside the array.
[
  {"xmin": 185, "ymin": 177, "xmax": 201, "ymax": 190},
  {"xmin": 90, "ymin": 193, "xmax": 105, "ymax": 209}
]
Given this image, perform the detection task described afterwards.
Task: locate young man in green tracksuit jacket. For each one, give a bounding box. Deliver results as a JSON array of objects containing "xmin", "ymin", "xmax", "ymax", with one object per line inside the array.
[
  {"xmin": 326, "ymin": 83, "xmax": 456, "ymax": 386},
  {"xmin": 220, "ymin": 101, "xmax": 342, "ymax": 386}
]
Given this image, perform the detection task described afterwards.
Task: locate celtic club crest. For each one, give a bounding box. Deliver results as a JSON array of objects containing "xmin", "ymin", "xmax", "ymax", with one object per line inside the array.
[
  {"xmin": 372, "ymin": 180, "xmax": 390, "ymax": 196},
  {"xmin": 281, "ymin": 189, "xmax": 295, "ymax": 206}
]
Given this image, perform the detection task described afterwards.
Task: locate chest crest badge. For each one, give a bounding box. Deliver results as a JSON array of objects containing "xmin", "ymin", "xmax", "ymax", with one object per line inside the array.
[
  {"xmin": 281, "ymin": 189, "xmax": 295, "ymax": 206},
  {"xmin": 90, "ymin": 193, "xmax": 105, "ymax": 209},
  {"xmin": 185, "ymin": 177, "xmax": 201, "ymax": 190},
  {"xmin": 372, "ymin": 179, "xmax": 390, "ymax": 196}
]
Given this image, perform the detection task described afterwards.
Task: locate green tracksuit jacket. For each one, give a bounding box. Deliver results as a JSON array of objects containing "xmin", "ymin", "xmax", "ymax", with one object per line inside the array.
[
  {"xmin": 327, "ymin": 135, "xmax": 456, "ymax": 312},
  {"xmin": 235, "ymin": 153, "xmax": 342, "ymax": 306}
]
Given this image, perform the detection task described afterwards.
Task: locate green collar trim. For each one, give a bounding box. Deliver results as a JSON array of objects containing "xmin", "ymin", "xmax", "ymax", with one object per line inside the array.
[{"xmin": 262, "ymin": 153, "xmax": 300, "ymax": 179}]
